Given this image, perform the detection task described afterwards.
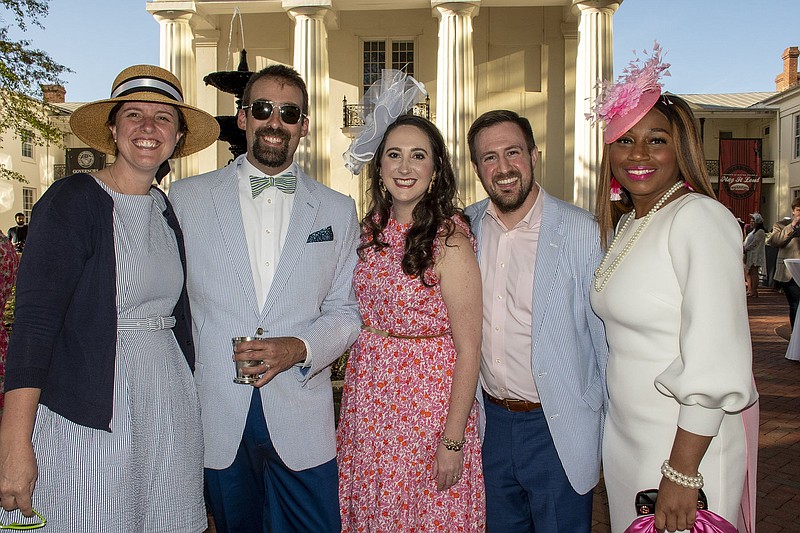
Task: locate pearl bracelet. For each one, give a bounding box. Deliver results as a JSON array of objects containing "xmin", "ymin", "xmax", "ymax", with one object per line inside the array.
[
  {"xmin": 661, "ymin": 460, "xmax": 704, "ymax": 489},
  {"xmin": 441, "ymin": 435, "xmax": 466, "ymax": 452}
]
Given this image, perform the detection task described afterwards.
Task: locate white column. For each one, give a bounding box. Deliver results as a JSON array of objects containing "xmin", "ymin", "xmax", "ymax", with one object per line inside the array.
[
  {"xmin": 572, "ymin": 0, "xmax": 621, "ymax": 211},
  {"xmin": 287, "ymin": 5, "xmax": 332, "ymax": 186},
  {"xmin": 433, "ymin": 1, "xmax": 479, "ymax": 206},
  {"xmin": 152, "ymin": 10, "xmax": 198, "ymax": 186},
  {"xmin": 194, "ymin": 30, "xmax": 220, "ymax": 175}
]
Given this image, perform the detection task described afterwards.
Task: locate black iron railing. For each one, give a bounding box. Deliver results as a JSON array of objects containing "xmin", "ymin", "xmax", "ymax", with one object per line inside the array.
[
  {"xmin": 705, "ymin": 160, "xmax": 775, "ymax": 179},
  {"xmin": 342, "ymin": 95, "xmax": 431, "ymax": 128},
  {"xmin": 762, "ymin": 160, "xmax": 774, "ymax": 178}
]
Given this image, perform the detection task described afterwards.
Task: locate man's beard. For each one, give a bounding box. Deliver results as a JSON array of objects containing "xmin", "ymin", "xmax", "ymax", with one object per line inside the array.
[
  {"xmin": 251, "ymin": 126, "xmax": 291, "ymax": 169},
  {"xmin": 486, "ymin": 170, "xmax": 534, "ymax": 213}
]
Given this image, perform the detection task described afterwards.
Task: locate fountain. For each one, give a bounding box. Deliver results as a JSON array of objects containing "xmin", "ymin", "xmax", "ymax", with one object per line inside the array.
[{"xmin": 203, "ymin": 49, "xmax": 253, "ymax": 160}]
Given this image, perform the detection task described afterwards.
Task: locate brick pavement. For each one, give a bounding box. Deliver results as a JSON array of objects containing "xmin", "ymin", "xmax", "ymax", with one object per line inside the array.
[{"xmin": 592, "ymin": 288, "xmax": 800, "ymax": 533}]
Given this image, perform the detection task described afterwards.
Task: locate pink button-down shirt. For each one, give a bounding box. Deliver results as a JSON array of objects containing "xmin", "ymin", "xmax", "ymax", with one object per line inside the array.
[{"xmin": 478, "ymin": 185, "xmax": 543, "ymax": 402}]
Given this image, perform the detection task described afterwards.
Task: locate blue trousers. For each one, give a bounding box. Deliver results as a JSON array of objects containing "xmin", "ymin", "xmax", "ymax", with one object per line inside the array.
[
  {"xmin": 482, "ymin": 399, "xmax": 593, "ymax": 533},
  {"xmin": 204, "ymin": 388, "xmax": 341, "ymax": 533}
]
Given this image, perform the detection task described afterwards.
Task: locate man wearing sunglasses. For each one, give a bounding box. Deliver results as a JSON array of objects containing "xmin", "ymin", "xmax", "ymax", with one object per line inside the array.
[{"xmin": 169, "ymin": 65, "xmax": 361, "ymax": 533}]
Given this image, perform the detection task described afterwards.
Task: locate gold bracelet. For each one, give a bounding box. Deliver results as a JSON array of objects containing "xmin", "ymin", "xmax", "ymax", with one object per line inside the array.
[{"xmin": 440, "ymin": 435, "xmax": 466, "ymax": 451}]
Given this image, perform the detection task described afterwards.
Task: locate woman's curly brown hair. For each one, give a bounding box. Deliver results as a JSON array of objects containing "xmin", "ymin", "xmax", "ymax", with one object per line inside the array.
[{"xmin": 358, "ymin": 114, "xmax": 469, "ymax": 286}]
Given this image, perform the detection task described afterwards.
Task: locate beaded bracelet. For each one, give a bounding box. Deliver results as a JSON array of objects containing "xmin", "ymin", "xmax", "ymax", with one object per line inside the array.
[
  {"xmin": 661, "ymin": 460, "xmax": 704, "ymax": 489},
  {"xmin": 441, "ymin": 435, "xmax": 466, "ymax": 452}
]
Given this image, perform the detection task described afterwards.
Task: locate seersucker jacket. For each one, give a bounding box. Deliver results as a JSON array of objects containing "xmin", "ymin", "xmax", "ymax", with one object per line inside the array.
[
  {"xmin": 465, "ymin": 187, "xmax": 609, "ymax": 495},
  {"xmin": 169, "ymin": 154, "xmax": 361, "ymax": 471}
]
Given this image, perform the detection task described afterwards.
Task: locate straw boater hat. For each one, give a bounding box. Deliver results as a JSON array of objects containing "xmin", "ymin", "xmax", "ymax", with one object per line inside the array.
[{"xmin": 69, "ymin": 64, "xmax": 219, "ymax": 158}]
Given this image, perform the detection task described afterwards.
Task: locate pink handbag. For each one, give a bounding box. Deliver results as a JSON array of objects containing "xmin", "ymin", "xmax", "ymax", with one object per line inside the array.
[
  {"xmin": 624, "ymin": 511, "xmax": 738, "ymax": 533},
  {"xmin": 624, "ymin": 490, "xmax": 738, "ymax": 533}
]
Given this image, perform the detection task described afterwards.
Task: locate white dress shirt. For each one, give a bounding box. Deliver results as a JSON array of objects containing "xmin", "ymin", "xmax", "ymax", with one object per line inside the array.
[
  {"xmin": 237, "ymin": 157, "xmax": 296, "ymax": 311},
  {"xmin": 237, "ymin": 158, "xmax": 313, "ymax": 367}
]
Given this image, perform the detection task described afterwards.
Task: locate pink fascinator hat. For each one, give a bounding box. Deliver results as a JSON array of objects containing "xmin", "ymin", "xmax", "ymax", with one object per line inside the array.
[{"xmin": 589, "ymin": 42, "xmax": 671, "ymax": 144}]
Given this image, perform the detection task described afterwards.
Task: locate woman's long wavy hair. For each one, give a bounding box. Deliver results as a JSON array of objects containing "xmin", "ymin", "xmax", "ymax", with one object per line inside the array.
[
  {"xmin": 595, "ymin": 94, "xmax": 716, "ymax": 249},
  {"xmin": 359, "ymin": 114, "xmax": 467, "ymax": 286}
]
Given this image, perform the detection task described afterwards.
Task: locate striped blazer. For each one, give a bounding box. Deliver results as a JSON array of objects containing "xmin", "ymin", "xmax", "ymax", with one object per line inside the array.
[
  {"xmin": 465, "ymin": 188, "xmax": 609, "ymax": 495},
  {"xmin": 169, "ymin": 155, "xmax": 361, "ymax": 471}
]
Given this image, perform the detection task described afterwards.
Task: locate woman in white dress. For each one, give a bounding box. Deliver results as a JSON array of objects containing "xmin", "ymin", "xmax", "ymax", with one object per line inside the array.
[
  {"xmin": 0, "ymin": 65, "xmax": 219, "ymax": 532},
  {"xmin": 589, "ymin": 45, "xmax": 759, "ymax": 533},
  {"xmin": 743, "ymin": 213, "xmax": 766, "ymax": 297}
]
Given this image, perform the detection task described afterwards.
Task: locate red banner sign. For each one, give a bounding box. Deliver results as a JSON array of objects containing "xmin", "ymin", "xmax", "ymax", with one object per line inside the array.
[{"xmin": 718, "ymin": 139, "xmax": 762, "ymax": 221}]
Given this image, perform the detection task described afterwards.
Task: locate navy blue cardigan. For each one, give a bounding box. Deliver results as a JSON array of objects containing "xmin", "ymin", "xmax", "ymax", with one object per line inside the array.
[{"xmin": 4, "ymin": 173, "xmax": 194, "ymax": 431}]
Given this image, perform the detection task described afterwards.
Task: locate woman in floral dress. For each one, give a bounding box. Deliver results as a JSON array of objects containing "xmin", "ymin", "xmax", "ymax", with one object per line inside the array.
[{"xmin": 338, "ymin": 114, "xmax": 485, "ymax": 531}]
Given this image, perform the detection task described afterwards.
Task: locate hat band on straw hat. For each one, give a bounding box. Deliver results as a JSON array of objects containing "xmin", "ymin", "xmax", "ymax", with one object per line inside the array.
[
  {"xmin": 69, "ymin": 64, "xmax": 220, "ymax": 159},
  {"xmin": 111, "ymin": 77, "xmax": 183, "ymax": 102}
]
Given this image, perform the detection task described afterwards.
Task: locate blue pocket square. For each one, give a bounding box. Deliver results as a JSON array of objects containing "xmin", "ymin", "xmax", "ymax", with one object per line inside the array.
[{"xmin": 307, "ymin": 226, "xmax": 334, "ymax": 243}]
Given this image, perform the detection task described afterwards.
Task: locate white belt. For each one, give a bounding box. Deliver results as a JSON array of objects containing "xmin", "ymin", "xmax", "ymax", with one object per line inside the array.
[{"xmin": 117, "ymin": 316, "xmax": 176, "ymax": 331}]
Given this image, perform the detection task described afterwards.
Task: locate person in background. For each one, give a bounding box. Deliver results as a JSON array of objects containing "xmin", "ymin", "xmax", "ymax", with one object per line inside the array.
[
  {"xmin": 0, "ymin": 65, "xmax": 219, "ymax": 531},
  {"xmin": 338, "ymin": 73, "xmax": 484, "ymax": 530},
  {"xmin": 466, "ymin": 108, "xmax": 608, "ymax": 532},
  {"xmin": 7, "ymin": 214, "xmax": 27, "ymax": 254},
  {"xmin": 767, "ymin": 198, "xmax": 800, "ymax": 327},
  {"xmin": 590, "ymin": 44, "xmax": 758, "ymax": 533},
  {"xmin": 0, "ymin": 229, "xmax": 19, "ymax": 417},
  {"xmin": 743, "ymin": 213, "xmax": 766, "ymax": 298},
  {"xmin": 169, "ymin": 64, "xmax": 361, "ymax": 533}
]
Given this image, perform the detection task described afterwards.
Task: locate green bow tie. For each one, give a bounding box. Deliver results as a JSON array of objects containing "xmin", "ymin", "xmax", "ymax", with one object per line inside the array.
[{"xmin": 250, "ymin": 172, "xmax": 296, "ymax": 198}]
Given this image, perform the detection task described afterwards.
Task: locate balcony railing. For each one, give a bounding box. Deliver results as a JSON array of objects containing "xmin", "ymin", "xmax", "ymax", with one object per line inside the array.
[
  {"xmin": 706, "ymin": 160, "xmax": 719, "ymax": 177},
  {"xmin": 342, "ymin": 95, "xmax": 431, "ymax": 128},
  {"xmin": 762, "ymin": 160, "xmax": 774, "ymax": 178},
  {"xmin": 705, "ymin": 160, "xmax": 775, "ymax": 179}
]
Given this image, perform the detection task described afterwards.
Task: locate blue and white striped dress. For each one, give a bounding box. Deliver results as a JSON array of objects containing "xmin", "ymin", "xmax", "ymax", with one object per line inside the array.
[{"xmin": 22, "ymin": 180, "xmax": 206, "ymax": 532}]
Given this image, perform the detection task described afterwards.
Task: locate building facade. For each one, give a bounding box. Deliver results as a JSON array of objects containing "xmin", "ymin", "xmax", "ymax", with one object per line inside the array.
[
  {"xmin": 0, "ymin": 85, "xmax": 73, "ymax": 232},
  {"xmin": 681, "ymin": 92, "xmax": 777, "ymax": 222},
  {"xmin": 3, "ymin": 5, "xmax": 798, "ymax": 231},
  {"xmin": 759, "ymin": 47, "xmax": 800, "ymax": 223},
  {"xmin": 145, "ymin": 0, "xmax": 621, "ymax": 211}
]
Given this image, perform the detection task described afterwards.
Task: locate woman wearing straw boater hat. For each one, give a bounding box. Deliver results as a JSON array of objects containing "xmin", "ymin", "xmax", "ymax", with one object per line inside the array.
[{"xmin": 0, "ymin": 65, "xmax": 218, "ymax": 531}]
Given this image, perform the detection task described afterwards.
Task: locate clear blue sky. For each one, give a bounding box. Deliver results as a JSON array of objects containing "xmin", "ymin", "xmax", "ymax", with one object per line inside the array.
[
  {"xmin": 3, "ymin": 0, "xmax": 797, "ymax": 102},
  {"xmin": 613, "ymin": 0, "xmax": 797, "ymax": 95}
]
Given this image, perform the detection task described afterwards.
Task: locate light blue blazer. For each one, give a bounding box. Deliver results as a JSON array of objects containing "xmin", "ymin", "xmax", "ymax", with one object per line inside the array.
[
  {"xmin": 169, "ymin": 155, "xmax": 361, "ymax": 471},
  {"xmin": 465, "ymin": 188, "xmax": 609, "ymax": 495}
]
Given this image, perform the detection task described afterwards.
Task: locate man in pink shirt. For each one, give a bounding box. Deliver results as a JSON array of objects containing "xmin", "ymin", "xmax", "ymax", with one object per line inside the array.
[{"xmin": 465, "ymin": 110, "xmax": 608, "ymax": 532}]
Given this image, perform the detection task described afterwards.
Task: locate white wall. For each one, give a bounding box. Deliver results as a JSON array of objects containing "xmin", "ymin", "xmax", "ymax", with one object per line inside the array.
[{"xmin": 0, "ymin": 128, "xmax": 59, "ymax": 233}]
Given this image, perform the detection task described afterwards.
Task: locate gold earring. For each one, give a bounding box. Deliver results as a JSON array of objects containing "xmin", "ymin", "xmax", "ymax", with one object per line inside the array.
[
  {"xmin": 428, "ymin": 175, "xmax": 435, "ymax": 194},
  {"xmin": 379, "ymin": 180, "xmax": 387, "ymax": 193}
]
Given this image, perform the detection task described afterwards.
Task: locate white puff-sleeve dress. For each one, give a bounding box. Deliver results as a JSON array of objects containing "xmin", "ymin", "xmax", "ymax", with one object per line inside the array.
[{"xmin": 590, "ymin": 193, "xmax": 758, "ymax": 532}]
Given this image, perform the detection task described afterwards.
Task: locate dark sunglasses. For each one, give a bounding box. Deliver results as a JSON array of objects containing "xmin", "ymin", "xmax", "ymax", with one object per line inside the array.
[{"xmin": 242, "ymin": 100, "xmax": 307, "ymax": 124}]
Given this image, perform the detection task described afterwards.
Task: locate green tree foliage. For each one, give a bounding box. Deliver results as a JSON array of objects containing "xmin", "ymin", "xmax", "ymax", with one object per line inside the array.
[{"xmin": 0, "ymin": 0, "xmax": 71, "ymax": 182}]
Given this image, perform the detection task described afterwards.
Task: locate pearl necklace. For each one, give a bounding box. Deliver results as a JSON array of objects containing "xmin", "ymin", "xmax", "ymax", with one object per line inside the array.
[{"xmin": 594, "ymin": 181, "xmax": 686, "ymax": 292}]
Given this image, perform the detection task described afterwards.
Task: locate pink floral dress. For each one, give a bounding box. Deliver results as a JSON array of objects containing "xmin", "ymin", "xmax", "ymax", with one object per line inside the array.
[
  {"xmin": 337, "ymin": 216, "xmax": 485, "ymax": 532},
  {"xmin": 0, "ymin": 233, "xmax": 19, "ymax": 414}
]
